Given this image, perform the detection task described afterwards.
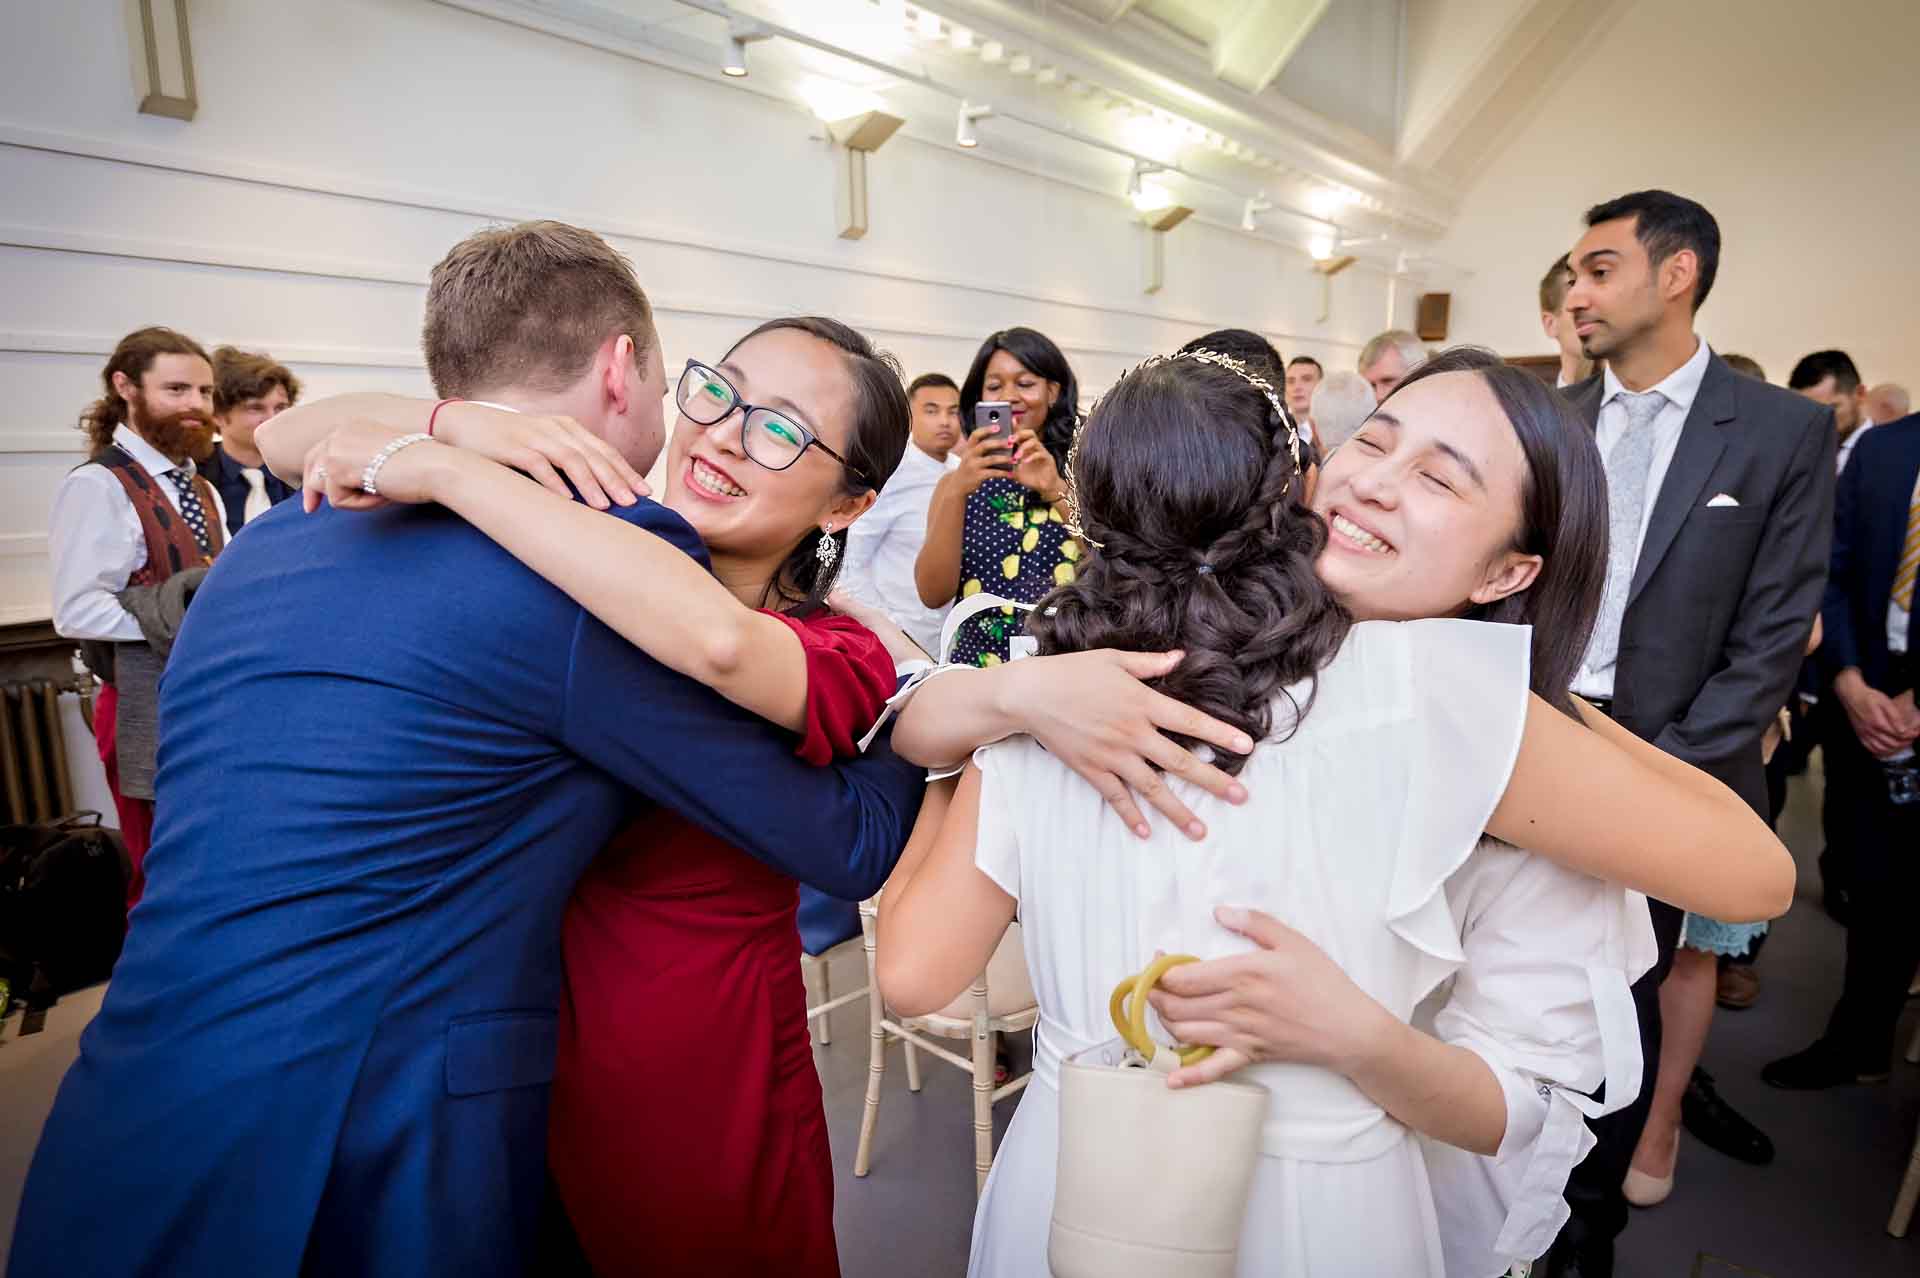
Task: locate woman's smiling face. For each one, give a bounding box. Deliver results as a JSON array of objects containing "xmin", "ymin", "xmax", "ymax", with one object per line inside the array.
[{"xmin": 1310, "ymin": 370, "xmax": 1542, "ymax": 622}]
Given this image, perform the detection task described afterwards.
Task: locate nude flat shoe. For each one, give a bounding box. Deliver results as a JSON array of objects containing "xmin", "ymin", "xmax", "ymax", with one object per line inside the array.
[{"xmin": 1622, "ymin": 1145, "xmax": 1677, "ymax": 1208}]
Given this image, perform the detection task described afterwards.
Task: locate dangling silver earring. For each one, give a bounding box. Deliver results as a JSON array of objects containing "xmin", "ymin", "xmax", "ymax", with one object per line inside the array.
[{"xmin": 815, "ymin": 526, "xmax": 838, "ymax": 573}]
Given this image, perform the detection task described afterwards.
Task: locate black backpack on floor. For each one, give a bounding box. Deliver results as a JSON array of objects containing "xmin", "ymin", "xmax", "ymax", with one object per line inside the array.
[{"xmin": 0, "ymin": 812, "xmax": 129, "ymax": 1018}]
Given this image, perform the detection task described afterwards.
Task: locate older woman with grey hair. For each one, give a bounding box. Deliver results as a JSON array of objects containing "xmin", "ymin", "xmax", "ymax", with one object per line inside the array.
[{"xmin": 1311, "ymin": 370, "xmax": 1378, "ymax": 450}]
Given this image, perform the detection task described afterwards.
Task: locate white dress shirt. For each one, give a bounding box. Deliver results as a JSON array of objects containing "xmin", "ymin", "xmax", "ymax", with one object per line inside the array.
[
  {"xmin": 1572, "ymin": 337, "xmax": 1713, "ymax": 700},
  {"xmin": 48, "ymin": 425, "xmax": 226, "ymax": 642},
  {"xmin": 840, "ymin": 443, "xmax": 958, "ymax": 656},
  {"xmin": 1836, "ymin": 417, "xmax": 1875, "ymax": 476}
]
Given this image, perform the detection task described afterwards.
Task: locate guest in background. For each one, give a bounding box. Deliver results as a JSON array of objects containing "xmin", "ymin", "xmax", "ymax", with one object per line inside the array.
[
  {"xmin": 1867, "ymin": 382, "xmax": 1910, "ymax": 426},
  {"xmin": 841, "ymin": 371, "xmax": 962, "ymax": 655},
  {"xmin": 1309, "ymin": 370, "xmax": 1376, "ymax": 450},
  {"xmin": 1285, "ymin": 353, "xmax": 1323, "ymax": 429},
  {"xmin": 1791, "ymin": 349, "xmax": 1875, "ymax": 475},
  {"xmin": 47, "ymin": 326, "xmax": 225, "ymax": 910},
  {"xmin": 1357, "ymin": 328, "xmax": 1427, "ymax": 402},
  {"xmin": 1792, "ymin": 349, "xmax": 1878, "ymax": 925},
  {"xmin": 1765, "ymin": 410, "xmax": 1920, "ymax": 1093},
  {"xmin": 915, "ymin": 328, "xmax": 1080, "ymax": 666},
  {"xmin": 1722, "ymin": 354, "xmax": 1767, "ymax": 382},
  {"xmin": 1548, "ymin": 189, "xmax": 1834, "ymax": 1278},
  {"xmin": 1540, "ymin": 253, "xmax": 1595, "ymax": 387},
  {"xmin": 202, "ymin": 346, "xmax": 302, "ymax": 535}
]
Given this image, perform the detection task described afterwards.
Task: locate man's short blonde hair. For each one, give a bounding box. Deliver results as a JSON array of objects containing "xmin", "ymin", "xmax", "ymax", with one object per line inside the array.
[
  {"xmin": 1357, "ymin": 329, "xmax": 1427, "ymax": 375},
  {"xmin": 422, "ymin": 220, "xmax": 656, "ymax": 398}
]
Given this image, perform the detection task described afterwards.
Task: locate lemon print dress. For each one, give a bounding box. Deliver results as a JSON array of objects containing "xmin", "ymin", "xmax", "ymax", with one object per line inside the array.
[{"xmin": 951, "ymin": 476, "xmax": 1081, "ymax": 667}]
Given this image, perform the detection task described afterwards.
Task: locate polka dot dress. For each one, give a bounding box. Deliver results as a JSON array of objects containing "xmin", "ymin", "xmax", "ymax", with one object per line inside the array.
[{"xmin": 950, "ymin": 477, "xmax": 1082, "ymax": 667}]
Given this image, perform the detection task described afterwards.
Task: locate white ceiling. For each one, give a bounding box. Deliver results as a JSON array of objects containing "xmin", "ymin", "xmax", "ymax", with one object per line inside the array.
[{"xmin": 442, "ymin": 0, "xmax": 1621, "ymax": 269}]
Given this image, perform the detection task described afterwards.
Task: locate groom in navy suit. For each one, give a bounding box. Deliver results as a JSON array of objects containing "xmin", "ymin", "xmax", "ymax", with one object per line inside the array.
[{"xmin": 9, "ymin": 222, "xmax": 925, "ymax": 1278}]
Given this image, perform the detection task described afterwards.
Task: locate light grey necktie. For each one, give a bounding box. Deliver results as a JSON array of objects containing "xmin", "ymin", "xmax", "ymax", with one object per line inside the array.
[{"xmin": 1586, "ymin": 390, "xmax": 1669, "ymax": 672}]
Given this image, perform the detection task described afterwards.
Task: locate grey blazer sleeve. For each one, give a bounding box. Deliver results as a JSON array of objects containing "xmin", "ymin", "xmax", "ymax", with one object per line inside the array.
[{"xmin": 1651, "ymin": 401, "xmax": 1835, "ymax": 770}]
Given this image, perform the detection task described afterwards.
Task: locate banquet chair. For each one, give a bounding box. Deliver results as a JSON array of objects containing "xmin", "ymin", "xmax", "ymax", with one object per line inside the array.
[
  {"xmin": 852, "ymin": 895, "xmax": 1038, "ymax": 1195},
  {"xmin": 799, "ymin": 886, "xmax": 866, "ymax": 1047}
]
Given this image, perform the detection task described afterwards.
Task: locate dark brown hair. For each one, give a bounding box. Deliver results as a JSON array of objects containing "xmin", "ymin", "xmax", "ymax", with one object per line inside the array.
[
  {"xmin": 79, "ymin": 326, "xmax": 211, "ymax": 457},
  {"xmin": 1585, "ymin": 189, "xmax": 1720, "ymax": 312},
  {"xmin": 1027, "ymin": 356, "xmax": 1350, "ymax": 774},
  {"xmin": 423, "ymin": 220, "xmax": 656, "ymax": 398},
  {"xmin": 722, "ymin": 317, "xmax": 910, "ymax": 613},
  {"xmin": 1382, "ymin": 347, "xmax": 1609, "ymax": 715},
  {"xmin": 212, "ymin": 346, "xmax": 302, "ymax": 414}
]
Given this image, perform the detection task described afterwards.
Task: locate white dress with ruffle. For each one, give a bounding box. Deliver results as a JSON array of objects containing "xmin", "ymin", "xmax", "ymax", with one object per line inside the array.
[{"xmin": 964, "ymin": 619, "xmax": 1656, "ymax": 1278}]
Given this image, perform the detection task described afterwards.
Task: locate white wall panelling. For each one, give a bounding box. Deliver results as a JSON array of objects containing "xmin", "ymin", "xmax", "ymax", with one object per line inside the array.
[{"xmin": 0, "ymin": 0, "xmax": 1406, "ymax": 623}]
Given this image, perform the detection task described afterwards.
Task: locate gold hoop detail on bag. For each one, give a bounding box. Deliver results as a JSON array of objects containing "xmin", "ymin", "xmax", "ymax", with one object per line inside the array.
[{"xmin": 1108, "ymin": 954, "xmax": 1215, "ymax": 1067}]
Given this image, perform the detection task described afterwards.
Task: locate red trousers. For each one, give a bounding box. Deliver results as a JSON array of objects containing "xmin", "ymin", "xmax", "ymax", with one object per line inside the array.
[{"xmin": 94, "ymin": 682, "xmax": 152, "ymax": 911}]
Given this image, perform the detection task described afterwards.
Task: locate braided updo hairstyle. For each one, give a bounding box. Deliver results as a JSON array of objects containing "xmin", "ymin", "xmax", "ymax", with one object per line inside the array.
[{"xmin": 1027, "ymin": 356, "xmax": 1351, "ymax": 775}]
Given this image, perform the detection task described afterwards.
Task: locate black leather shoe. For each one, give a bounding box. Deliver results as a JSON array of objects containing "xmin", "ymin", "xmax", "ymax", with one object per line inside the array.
[
  {"xmin": 1536, "ymin": 1231, "xmax": 1612, "ymax": 1278},
  {"xmin": 1681, "ymin": 1067, "xmax": 1773, "ymax": 1164},
  {"xmin": 1762, "ymin": 1039, "xmax": 1889, "ymax": 1089}
]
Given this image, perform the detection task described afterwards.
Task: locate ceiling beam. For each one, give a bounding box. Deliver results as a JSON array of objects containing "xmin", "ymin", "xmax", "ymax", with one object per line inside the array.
[
  {"xmin": 1058, "ymin": 0, "xmax": 1140, "ymax": 22},
  {"xmin": 1210, "ymin": 0, "xmax": 1332, "ymax": 96},
  {"xmin": 1396, "ymin": 0, "xmax": 1627, "ymax": 183}
]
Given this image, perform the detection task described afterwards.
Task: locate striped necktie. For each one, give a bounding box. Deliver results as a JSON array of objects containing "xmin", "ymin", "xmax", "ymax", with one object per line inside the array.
[{"xmin": 1895, "ymin": 470, "xmax": 1920, "ymax": 612}]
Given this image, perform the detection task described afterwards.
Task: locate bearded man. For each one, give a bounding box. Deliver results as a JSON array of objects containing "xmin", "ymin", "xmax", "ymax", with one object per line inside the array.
[{"xmin": 48, "ymin": 325, "xmax": 225, "ymax": 908}]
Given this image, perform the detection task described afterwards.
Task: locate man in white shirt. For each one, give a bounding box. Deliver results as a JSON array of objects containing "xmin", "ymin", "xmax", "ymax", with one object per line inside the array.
[
  {"xmin": 1545, "ymin": 190, "xmax": 1835, "ymax": 1278},
  {"xmin": 839, "ymin": 372, "xmax": 961, "ymax": 655},
  {"xmin": 1790, "ymin": 349, "xmax": 1875, "ymax": 475},
  {"xmin": 1283, "ymin": 355, "xmax": 1322, "ymax": 435},
  {"xmin": 48, "ymin": 326, "xmax": 226, "ymax": 907},
  {"xmin": 1539, "ymin": 253, "xmax": 1595, "ymax": 388}
]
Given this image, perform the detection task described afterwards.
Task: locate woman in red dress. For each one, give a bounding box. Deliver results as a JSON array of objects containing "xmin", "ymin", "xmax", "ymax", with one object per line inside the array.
[{"xmin": 294, "ymin": 316, "xmax": 920, "ymax": 1274}]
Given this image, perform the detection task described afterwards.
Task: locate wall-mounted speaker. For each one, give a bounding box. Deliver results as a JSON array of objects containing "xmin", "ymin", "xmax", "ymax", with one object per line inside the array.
[{"xmin": 1416, "ymin": 293, "xmax": 1451, "ymax": 342}]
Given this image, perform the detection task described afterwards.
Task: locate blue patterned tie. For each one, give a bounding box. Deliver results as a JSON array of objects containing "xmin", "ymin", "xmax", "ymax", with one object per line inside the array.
[
  {"xmin": 1585, "ymin": 390, "xmax": 1669, "ymax": 673},
  {"xmin": 166, "ymin": 469, "xmax": 213, "ymax": 555}
]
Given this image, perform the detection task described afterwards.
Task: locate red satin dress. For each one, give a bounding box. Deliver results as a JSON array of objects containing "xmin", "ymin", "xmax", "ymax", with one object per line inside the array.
[{"xmin": 548, "ymin": 610, "xmax": 896, "ymax": 1277}]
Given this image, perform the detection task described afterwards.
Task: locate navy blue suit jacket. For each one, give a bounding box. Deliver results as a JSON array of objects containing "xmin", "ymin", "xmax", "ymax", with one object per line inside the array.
[
  {"xmin": 9, "ymin": 496, "xmax": 924, "ymax": 1278},
  {"xmin": 1822, "ymin": 413, "xmax": 1920, "ymax": 691}
]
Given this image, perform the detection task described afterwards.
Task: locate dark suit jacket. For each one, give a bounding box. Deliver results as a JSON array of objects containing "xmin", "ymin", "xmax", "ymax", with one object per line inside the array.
[
  {"xmin": 1821, "ymin": 413, "xmax": 1920, "ymax": 692},
  {"xmin": 1564, "ymin": 351, "xmax": 1836, "ymax": 817},
  {"xmin": 10, "ymin": 496, "xmax": 924, "ymax": 1278}
]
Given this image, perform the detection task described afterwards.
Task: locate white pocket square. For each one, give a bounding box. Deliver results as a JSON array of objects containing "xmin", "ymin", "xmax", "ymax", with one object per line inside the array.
[{"xmin": 1706, "ymin": 493, "xmax": 1741, "ymax": 508}]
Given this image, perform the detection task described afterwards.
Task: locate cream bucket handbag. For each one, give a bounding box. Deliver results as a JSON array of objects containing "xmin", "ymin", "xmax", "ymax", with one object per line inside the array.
[{"xmin": 1048, "ymin": 956, "xmax": 1270, "ymax": 1278}]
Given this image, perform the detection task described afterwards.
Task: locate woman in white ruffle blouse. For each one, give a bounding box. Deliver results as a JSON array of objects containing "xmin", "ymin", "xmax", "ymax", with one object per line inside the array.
[{"xmin": 879, "ymin": 348, "xmax": 1793, "ymax": 1277}]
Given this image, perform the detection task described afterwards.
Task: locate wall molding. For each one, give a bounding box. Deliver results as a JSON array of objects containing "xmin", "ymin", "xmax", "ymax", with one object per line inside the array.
[
  {"xmin": 0, "ymin": 534, "xmax": 48, "ymax": 559},
  {"xmin": 0, "ymin": 125, "xmax": 1369, "ymax": 353},
  {"xmin": 0, "ymin": 430, "xmax": 86, "ymax": 456}
]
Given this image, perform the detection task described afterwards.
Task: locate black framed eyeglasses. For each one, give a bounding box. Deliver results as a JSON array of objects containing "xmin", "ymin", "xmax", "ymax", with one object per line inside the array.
[{"xmin": 676, "ymin": 361, "xmax": 868, "ymax": 483}]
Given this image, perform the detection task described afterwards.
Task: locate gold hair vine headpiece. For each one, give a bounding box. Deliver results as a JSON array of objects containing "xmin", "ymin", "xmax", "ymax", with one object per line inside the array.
[{"xmin": 1061, "ymin": 348, "xmax": 1305, "ymax": 552}]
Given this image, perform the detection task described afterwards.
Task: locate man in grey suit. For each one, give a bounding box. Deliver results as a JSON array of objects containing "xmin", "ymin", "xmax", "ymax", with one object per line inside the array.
[{"xmin": 1540, "ymin": 191, "xmax": 1835, "ymax": 1278}]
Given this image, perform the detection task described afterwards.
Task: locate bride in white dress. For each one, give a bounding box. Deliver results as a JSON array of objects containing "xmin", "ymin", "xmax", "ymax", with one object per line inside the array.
[{"xmin": 876, "ymin": 348, "xmax": 1793, "ymax": 1276}]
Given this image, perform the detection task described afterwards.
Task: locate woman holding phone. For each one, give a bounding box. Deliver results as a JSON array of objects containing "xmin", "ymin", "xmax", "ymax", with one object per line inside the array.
[{"xmin": 914, "ymin": 327, "xmax": 1082, "ymax": 666}]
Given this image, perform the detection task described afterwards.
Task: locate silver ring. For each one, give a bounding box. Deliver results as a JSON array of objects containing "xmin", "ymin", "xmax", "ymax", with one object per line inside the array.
[{"xmin": 313, "ymin": 463, "xmax": 328, "ymax": 487}]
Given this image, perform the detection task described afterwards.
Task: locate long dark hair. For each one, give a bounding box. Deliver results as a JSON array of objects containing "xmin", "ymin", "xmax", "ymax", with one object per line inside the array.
[
  {"xmin": 1381, "ymin": 347, "xmax": 1609, "ymax": 715},
  {"xmin": 1027, "ymin": 357, "xmax": 1351, "ymax": 775},
  {"xmin": 957, "ymin": 327, "xmax": 1079, "ymax": 470},
  {"xmin": 720, "ymin": 317, "xmax": 910, "ymax": 613}
]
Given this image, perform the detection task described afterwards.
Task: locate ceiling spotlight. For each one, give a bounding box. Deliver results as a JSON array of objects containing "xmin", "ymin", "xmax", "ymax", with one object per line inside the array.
[
  {"xmin": 1125, "ymin": 159, "xmax": 1165, "ymax": 201},
  {"xmin": 723, "ymin": 20, "xmax": 772, "ymax": 78},
  {"xmin": 956, "ymin": 100, "xmax": 994, "ymax": 148},
  {"xmin": 915, "ymin": 9, "xmax": 943, "ymax": 40},
  {"xmin": 1241, "ymin": 193, "xmax": 1274, "ymax": 232},
  {"xmin": 1308, "ymin": 233, "xmax": 1336, "ymax": 261}
]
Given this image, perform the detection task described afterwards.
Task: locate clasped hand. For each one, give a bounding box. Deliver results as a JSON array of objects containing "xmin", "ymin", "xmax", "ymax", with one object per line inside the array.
[{"xmin": 299, "ymin": 406, "xmax": 649, "ymax": 514}]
